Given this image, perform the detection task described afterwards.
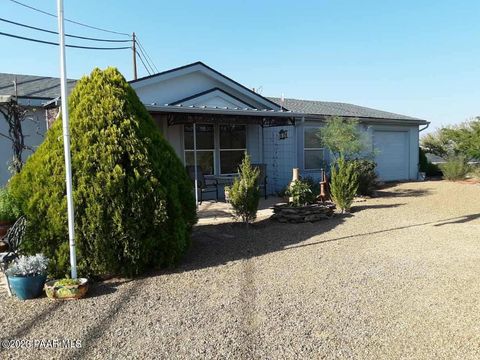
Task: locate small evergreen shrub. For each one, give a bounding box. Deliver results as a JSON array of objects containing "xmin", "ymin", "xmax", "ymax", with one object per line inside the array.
[
  {"xmin": 9, "ymin": 68, "xmax": 196, "ymax": 277},
  {"xmin": 351, "ymin": 159, "xmax": 377, "ymax": 196},
  {"xmin": 286, "ymin": 180, "xmax": 315, "ymax": 206},
  {"xmin": 330, "ymin": 157, "xmax": 359, "ymax": 213},
  {"xmin": 440, "ymin": 156, "xmax": 470, "ymax": 180},
  {"xmin": 228, "ymin": 154, "xmax": 260, "ymax": 224}
]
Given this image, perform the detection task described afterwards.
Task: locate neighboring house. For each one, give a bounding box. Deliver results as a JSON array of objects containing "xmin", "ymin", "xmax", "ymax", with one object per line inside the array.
[{"xmin": 0, "ymin": 62, "xmax": 429, "ymax": 192}]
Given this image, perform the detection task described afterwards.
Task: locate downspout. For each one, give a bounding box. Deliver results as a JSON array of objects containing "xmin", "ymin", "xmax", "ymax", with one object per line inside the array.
[{"xmin": 419, "ymin": 122, "xmax": 430, "ymax": 133}]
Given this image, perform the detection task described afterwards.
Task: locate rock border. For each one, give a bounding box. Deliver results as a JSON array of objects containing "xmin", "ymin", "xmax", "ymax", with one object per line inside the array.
[{"xmin": 271, "ymin": 202, "xmax": 335, "ymax": 223}]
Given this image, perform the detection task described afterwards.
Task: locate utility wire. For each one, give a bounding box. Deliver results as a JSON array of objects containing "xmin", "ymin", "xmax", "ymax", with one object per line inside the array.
[
  {"xmin": 136, "ymin": 43, "xmax": 156, "ymax": 74},
  {"xmin": 0, "ymin": 17, "xmax": 132, "ymax": 42},
  {"xmin": 136, "ymin": 37, "xmax": 159, "ymax": 73},
  {"xmin": 135, "ymin": 49, "xmax": 152, "ymax": 75},
  {"xmin": 8, "ymin": 0, "xmax": 130, "ymax": 37},
  {"xmin": 0, "ymin": 31, "xmax": 131, "ymax": 50}
]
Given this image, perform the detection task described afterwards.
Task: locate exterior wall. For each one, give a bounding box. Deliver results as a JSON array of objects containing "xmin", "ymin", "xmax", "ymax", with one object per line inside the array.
[
  {"xmin": 0, "ymin": 108, "xmax": 47, "ymax": 185},
  {"xmin": 262, "ymin": 125, "xmax": 296, "ymax": 194}
]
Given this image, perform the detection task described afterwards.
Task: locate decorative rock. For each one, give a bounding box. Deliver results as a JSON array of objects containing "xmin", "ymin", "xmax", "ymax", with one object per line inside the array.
[{"xmin": 271, "ymin": 202, "xmax": 335, "ymax": 223}]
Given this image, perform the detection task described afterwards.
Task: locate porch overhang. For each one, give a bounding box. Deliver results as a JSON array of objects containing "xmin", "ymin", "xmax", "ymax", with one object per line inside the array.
[{"xmin": 145, "ymin": 104, "xmax": 301, "ymax": 127}]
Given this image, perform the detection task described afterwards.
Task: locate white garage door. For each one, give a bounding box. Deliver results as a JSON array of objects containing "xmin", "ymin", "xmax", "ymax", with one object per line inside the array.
[{"xmin": 374, "ymin": 131, "xmax": 409, "ymax": 181}]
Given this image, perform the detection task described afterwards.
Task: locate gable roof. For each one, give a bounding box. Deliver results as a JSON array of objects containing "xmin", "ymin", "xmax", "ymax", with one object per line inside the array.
[
  {"xmin": 0, "ymin": 73, "xmax": 77, "ymax": 99},
  {"xmin": 131, "ymin": 61, "xmax": 281, "ymax": 110},
  {"xmin": 268, "ymin": 97, "xmax": 426, "ymax": 122}
]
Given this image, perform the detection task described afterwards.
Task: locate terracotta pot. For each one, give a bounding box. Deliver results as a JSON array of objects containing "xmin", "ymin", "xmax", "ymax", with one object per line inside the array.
[{"xmin": 0, "ymin": 220, "xmax": 14, "ymax": 238}]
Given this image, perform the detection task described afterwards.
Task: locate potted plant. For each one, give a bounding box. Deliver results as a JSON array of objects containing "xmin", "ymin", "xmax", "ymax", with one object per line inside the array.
[
  {"xmin": 5, "ymin": 254, "xmax": 49, "ymax": 300},
  {"xmin": 45, "ymin": 278, "xmax": 89, "ymax": 300},
  {"xmin": 0, "ymin": 187, "xmax": 21, "ymax": 240}
]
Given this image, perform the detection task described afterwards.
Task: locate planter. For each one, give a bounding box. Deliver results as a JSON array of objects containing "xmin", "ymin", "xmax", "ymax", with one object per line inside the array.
[
  {"xmin": 45, "ymin": 278, "xmax": 89, "ymax": 300},
  {"xmin": 0, "ymin": 220, "xmax": 14, "ymax": 238},
  {"xmin": 7, "ymin": 274, "xmax": 47, "ymax": 300}
]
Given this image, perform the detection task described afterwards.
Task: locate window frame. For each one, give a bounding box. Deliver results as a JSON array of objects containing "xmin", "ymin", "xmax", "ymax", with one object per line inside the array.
[
  {"xmin": 182, "ymin": 123, "xmax": 248, "ymax": 175},
  {"xmin": 183, "ymin": 123, "xmax": 216, "ymax": 175},
  {"xmin": 219, "ymin": 124, "xmax": 247, "ymax": 175},
  {"xmin": 303, "ymin": 126, "xmax": 325, "ymax": 171}
]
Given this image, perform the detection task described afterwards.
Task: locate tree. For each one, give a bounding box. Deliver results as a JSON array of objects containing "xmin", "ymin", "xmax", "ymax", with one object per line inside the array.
[
  {"xmin": 0, "ymin": 96, "xmax": 38, "ymax": 174},
  {"xmin": 421, "ymin": 118, "xmax": 480, "ymax": 160},
  {"xmin": 9, "ymin": 68, "xmax": 196, "ymax": 277},
  {"xmin": 228, "ymin": 154, "xmax": 260, "ymax": 225},
  {"xmin": 318, "ymin": 116, "xmax": 370, "ymax": 160}
]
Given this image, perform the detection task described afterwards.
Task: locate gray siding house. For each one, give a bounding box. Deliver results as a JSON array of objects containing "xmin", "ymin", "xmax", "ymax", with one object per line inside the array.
[{"xmin": 0, "ymin": 62, "xmax": 429, "ymax": 192}]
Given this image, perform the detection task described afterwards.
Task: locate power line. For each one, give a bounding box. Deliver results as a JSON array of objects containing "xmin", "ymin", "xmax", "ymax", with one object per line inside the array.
[
  {"xmin": 135, "ymin": 49, "xmax": 152, "ymax": 76},
  {"xmin": 136, "ymin": 42, "xmax": 156, "ymax": 74},
  {"xmin": 8, "ymin": 0, "xmax": 130, "ymax": 37},
  {"xmin": 0, "ymin": 17, "xmax": 132, "ymax": 43},
  {"xmin": 136, "ymin": 37, "xmax": 159, "ymax": 73},
  {"xmin": 0, "ymin": 31, "xmax": 131, "ymax": 50}
]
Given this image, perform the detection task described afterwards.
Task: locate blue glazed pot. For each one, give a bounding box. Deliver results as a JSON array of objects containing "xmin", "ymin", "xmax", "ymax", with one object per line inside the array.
[{"xmin": 7, "ymin": 274, "xmax": 47, "ymax": 300}]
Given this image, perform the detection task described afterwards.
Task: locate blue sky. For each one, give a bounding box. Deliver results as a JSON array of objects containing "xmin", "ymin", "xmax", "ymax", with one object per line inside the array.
[{"xmin": 1, "ymin": 0, "xmax": 479, "ymax": 131}]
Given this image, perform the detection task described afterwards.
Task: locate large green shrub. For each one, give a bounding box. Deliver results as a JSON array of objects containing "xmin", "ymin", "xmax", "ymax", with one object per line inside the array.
[
  {"xmin": 9, "ymin": 68, "xmax": 196, "ymax": 277},
  {"xmin": 330, "ymin": 157, "xmax": 359, "ymax": 213},
  {"xmin": 440, "ymin": 156, "xmax": 470, "ymax": 181},
  {"xmin": 228, "ymin": 154, "xmax": 260, "ymax": 225},
  {"xmin": 0, "ymin": 187, "xmax": 21, "ymax": 222},
  {"xmin": 351, "ymin": 159, "xmax": 377, "ymax": 196}
]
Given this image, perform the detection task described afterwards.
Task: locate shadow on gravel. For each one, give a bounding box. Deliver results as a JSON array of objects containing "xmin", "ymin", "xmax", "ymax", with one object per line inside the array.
[
  {"xmin": 86, "ymin": 279, "xmax": 133, "ymax": 299},
  {"xmin": 67, "ymin": 279, "xmax": 145, "ymax": 360},
  {"xmin": 282, "ymin": 213, "xmax": 480, "ymax": 252},
  {"xmin": 434, "ymin": 213, "xmax": 480, "ymax": 226},
  {"xmin": 1, "ymin": 301, "xmax": 65, "ymax": 340},
  {"xmin": 181, "ymin": 212, "xmax": 480, "ymax": 273},
  {"xmin": 352, "ymin": 203, "xmax": 406, "ymax": 212},
  {"xmin": 180, "ymin": 214, "xmax": 348, "ymax": 272},
  {"xmin": 375, "ymin": 188, "xmax": 432, "ymax": 198}
]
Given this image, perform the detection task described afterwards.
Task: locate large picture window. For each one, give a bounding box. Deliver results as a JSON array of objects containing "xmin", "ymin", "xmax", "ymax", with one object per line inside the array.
[
  {"xmin": 184, "ymin": 124, "xmax": 214, "ymax": 175},
  {"xmin": 304, "ymin": 127, "xmax": 324, "ymax": 170},
  {"xmin": 220, "ymin": 124, "xmax": 246, "ymax": 174}
]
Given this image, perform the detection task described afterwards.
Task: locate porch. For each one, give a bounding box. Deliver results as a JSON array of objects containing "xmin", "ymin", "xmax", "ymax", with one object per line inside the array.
[{"xmin": 147, "ymin": 106, "xmax": 300, "ymax": 204}]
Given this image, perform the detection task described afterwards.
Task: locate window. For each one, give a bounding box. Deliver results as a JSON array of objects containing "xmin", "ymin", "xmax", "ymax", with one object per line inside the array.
[
  {"xmin": 220, "ymin": 124, "xmax": 246, "ymax": 174},
  {"xmin": 304, "ymin": 127, "xmax": 324, "ymax": 170},
  {"xmin": 184, "ymin": 124, "xmax": 214, "ymax": 175}
]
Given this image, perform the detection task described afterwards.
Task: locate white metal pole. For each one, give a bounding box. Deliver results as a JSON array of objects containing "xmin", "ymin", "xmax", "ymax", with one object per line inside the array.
[
  {"xmin": 193, "ymin": 123, "xmax": 199, "ymax": 207},
  {"xmin": 57, "ymin": 0, "xmax": 77, "ymax": 279}
]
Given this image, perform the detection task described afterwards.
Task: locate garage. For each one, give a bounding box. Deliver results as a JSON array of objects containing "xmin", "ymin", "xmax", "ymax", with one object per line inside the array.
[{"xmin": 374, "ymin": 130, "xmax": 409, "ymax": 181}]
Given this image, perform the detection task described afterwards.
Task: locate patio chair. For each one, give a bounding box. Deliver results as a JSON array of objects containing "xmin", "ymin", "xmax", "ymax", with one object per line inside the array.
[
  {"xmin": 252, "ymin": 163, "xmax": 268, "ymax": 200},
  {"xmin": 186, "ymin": 165, "xmax": 219, "ymax": 203},
  {"xmin": 0, "ymin": 216, "xmax": 27, "ymax": 270},
  {"xmin": 0, "ymin": 216, "xmax": 27, "ymax": 297}
]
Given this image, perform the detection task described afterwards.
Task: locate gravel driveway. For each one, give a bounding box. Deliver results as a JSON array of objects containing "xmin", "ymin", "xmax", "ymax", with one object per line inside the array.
[{"xmin": 1, "ymin": 180, "xmax": 480, "ymax": 359}]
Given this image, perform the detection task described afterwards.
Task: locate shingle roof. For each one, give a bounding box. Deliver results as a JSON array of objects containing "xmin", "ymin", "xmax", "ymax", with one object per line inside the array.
[
  {"xmin": 0, "ymin": 73, "xmax": 76, "ymax": 99},
  {"xmin": 267, "ymin": 97, "xmax": 425, "ymax": 121}
]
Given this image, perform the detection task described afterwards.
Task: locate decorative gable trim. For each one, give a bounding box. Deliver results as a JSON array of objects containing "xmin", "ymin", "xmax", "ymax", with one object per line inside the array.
[{"xmin": 169, "ymin": 87, "xmax": 256, "ymax": 109}]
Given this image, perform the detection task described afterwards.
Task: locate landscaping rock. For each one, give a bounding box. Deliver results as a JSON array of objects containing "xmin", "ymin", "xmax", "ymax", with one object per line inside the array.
[{"xmin": 271, "ymin": 203, "xmax": 335, "ymax": 223}]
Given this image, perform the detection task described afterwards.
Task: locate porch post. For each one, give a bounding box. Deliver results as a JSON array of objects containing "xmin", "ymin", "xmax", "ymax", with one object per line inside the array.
[{"xmin": 193, "ymin": 122, "xmax": 199, "ymax": 207}]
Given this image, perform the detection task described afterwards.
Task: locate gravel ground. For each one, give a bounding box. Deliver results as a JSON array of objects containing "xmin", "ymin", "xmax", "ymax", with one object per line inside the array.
[{"xmin": 1, "ymin": 180, "xmax": 480, "ymax": 359}]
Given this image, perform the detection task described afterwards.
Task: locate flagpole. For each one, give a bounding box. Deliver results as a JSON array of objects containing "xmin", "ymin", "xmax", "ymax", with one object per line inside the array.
[{"xmin": 57, "ymin": 0, "xmax": 77, "ymax": 279}]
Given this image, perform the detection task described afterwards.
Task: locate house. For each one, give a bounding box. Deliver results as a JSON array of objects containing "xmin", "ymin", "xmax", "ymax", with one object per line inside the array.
[{"xmin": 0, "ymin": 62, "xmax": 429, "ymax": 191}]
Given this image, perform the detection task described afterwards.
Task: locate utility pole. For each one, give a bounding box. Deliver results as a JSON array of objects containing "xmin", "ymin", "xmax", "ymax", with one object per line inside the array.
[
  {"xmin": 132, "ymin": 32, "xmax": 137, "ymax": 80},
  {"xmin": 57, "ymin": 0, "xmax": 78, "ymax": 279}
]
